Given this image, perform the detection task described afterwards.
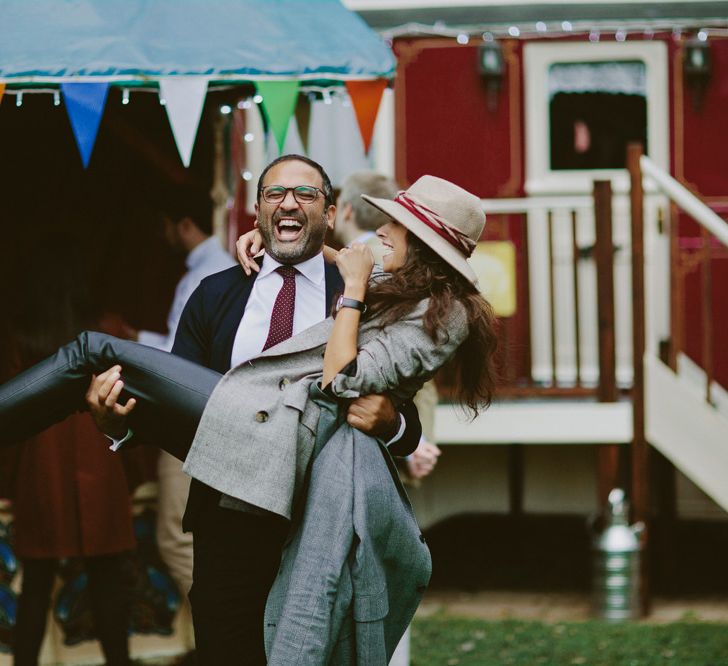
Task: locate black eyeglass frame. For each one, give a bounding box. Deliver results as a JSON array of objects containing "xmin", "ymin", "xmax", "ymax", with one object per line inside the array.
[{"xmin": 259, "ymin": 185, "xmax": 327, "ymax": 205}]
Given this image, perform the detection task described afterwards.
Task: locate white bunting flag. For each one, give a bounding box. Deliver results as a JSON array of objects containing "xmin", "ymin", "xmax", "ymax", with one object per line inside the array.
[{"xmin": 159, "ymin": 77, "xmax": 209, "ymax": 167}]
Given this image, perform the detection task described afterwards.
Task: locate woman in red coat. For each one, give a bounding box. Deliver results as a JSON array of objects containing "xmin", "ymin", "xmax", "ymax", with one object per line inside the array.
[{"xmin": 8, "ymin": 235, "xmax": 135, "ymax": 666}]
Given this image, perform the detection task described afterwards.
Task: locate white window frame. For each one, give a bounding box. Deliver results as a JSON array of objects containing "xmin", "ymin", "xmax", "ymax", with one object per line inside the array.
[{"xmin": 524, "ymin": 40, "xmax": 670, "ymax": 195}]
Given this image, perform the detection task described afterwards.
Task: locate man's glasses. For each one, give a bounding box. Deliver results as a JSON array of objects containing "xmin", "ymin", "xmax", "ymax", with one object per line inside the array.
[{"xmin": 260, "ymin": 185, "xmax": 325, "ymax": 205}]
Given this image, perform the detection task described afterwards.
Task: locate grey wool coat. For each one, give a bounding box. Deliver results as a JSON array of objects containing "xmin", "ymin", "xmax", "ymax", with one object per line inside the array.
[
  {"xmin": 183, "ymin": 296, "xmax": 469, "ymax": 521},
  {"xmin": 264, "ymin": 387, "xmax": 432, "ymax": 664}
]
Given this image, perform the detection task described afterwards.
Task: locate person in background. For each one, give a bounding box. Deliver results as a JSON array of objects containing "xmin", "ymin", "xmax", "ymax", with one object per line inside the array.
[
  {"xmin": 334, "ymin": 170, "xmax": 443, "ymax": 483},
  {"xmin": 8, "ymin": 235, "xmax": 134, "ymax": 666},
  {"xmin": 125, "ymin": 191, "xmax": 234, "ymax": 666}
]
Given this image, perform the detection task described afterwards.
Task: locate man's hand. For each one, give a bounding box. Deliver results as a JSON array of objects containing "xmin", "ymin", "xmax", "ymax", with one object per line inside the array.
[
  {"xmin": 85, "ymin": 365, "xmax": 137, "ymax": 439},
  {"xmin": 346, "ymin": 394, "xmax": 399, "ymax": 441},
  {"xmin": 406, "ymin": 440, "xmax": 441, "ymax": 480}
]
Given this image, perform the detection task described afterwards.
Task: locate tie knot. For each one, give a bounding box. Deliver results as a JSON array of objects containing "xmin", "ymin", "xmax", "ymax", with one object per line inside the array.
[{"xmin": 276, "ymin": 265, "xmax": 297, "ymax": 281}]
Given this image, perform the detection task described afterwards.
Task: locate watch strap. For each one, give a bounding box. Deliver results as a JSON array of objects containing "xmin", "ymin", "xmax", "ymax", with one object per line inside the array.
[{"xmin": 338, "ymin": 297, "xmax": 367, "ymax": 313}]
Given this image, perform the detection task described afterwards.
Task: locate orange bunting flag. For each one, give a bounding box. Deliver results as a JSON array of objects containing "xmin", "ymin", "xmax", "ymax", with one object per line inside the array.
[
  {"xmin": 345, "ymin": 79, "xmax": 388, "ymax": 154},
  {"xmin": 0, "ymin": 84, "xmax": 5, "ymax": 105}
]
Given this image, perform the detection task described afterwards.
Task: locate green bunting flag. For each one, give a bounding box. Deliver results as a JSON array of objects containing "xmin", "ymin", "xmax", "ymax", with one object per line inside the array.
[{"xmin": 255, "ymin": 80, "xmax": 300, "ymax": 152}]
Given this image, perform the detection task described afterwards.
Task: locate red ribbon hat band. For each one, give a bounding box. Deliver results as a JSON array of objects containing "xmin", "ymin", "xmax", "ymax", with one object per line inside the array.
[{"xmin": 394, "ymin": 192, "xmax": 477, "ymax": 258}]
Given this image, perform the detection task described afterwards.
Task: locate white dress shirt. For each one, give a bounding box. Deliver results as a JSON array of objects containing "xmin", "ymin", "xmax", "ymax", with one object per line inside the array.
[
  {"xmin": 231, "ymin": 251, "xmax": 327, "ymax": 366},
  {"xmin": 138, "ymin": 236, "xmax": 236, "ymax": 352}
]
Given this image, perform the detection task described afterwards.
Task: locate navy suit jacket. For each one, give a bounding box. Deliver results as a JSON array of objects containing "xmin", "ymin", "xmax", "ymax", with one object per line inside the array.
[{"xmin": 171, "ymin": 261, "xmax": 422, "ymax": 530}]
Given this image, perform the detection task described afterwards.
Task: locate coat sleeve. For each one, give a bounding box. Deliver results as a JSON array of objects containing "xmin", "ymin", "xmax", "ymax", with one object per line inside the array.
[{"xmin": 329, "ymin": 300, "xmax": 469, "ymax": 403}]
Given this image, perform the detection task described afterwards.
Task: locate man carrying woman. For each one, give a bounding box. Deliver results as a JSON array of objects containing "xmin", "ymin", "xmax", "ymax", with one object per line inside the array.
[{"xmin": 0, "ymin": 156, "xmax": 498, "ymax": 664}]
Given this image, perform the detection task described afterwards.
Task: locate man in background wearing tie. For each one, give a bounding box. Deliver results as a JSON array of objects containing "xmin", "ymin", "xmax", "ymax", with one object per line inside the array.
[{"xmin": 87, "ymin": 155, "xmax": 421, "ymax": 665}]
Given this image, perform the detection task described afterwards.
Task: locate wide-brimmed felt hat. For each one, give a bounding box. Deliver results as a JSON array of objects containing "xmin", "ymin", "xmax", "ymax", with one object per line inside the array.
[{"xmin": 361, "ymin": 175, "xmax": 485, "ymax": 284}]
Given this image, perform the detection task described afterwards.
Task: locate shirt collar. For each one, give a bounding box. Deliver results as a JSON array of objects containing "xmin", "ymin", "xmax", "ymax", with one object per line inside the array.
[
  {"xmin": 259, "ymin": 250, "xmax": 325, "ymax": 286},
  {"xmin": 186, "ymin": 236, "xmax": 219, "ymax": 270}
]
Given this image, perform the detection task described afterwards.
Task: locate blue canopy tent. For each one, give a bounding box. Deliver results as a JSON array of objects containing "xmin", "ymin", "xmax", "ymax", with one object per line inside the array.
[
  {"xmin": 1, "ymin": 0, "xmax": 396, "ymax": 167},
  {"xmin": 0, "ymin": 0, "xmax": 395, "ymax": 83}
]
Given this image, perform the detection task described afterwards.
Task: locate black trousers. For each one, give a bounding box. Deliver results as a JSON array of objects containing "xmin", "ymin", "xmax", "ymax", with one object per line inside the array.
[
  {"xmin": 0, "ymin": 331, "xmax": 221, "ymax": 460},
  {"xmin": 191, "ymin": 506, "xmax": 289, "ymax": 666},
  {"xmin": 14, "ymin": 555, "xmax": 130, "ymax": 666}
]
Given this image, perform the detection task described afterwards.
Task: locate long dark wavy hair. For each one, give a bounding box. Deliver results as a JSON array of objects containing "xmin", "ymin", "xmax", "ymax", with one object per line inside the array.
[{"xmin": 364, "ymin": 233, "xmax": 499, "ymax": 417}]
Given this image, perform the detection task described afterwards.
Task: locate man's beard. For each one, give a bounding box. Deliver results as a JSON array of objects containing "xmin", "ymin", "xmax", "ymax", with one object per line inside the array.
[{"xmin": 260, "ymin": 212, "xmax": 328, "ymax": 264}]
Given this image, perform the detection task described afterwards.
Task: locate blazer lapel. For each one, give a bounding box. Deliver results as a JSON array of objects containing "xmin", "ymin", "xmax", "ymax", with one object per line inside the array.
[{"xmin": 220, "ymin": 260, "xmax": 261, "ymax": 370}]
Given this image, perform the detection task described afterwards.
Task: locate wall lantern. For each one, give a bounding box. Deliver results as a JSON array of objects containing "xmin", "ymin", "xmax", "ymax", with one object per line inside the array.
[
  {"xmin": 683, "ymin": 37, "xmax": 711, "ymax": 111},
  {"xmin": 478, "ymin": 41, "xmax": 505, "ymax": 111}
]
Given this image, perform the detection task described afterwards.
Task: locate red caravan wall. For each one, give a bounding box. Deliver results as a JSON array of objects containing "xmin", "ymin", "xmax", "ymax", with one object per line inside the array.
[
  {"xmin": 672, "ymin": 37, "xmax": 728, "ymax": 386},
  {"xmin": 393, "ymin": 38, "xmax": 524, "ymax": 197}
]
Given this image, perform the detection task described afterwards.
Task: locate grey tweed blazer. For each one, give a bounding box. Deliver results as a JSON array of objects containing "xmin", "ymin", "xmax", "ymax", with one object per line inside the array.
[
  {"xmin": 183, "ymin": 297, "xmax": 468, "ymax": 519},
  {"xmin": 264, "ymin": 396, "xmax": 432, "ymax": 664}
]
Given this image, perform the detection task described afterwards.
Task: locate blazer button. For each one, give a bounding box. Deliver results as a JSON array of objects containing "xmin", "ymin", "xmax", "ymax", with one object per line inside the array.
[
  {"xmin": 255, "ymin": 411, "xmax": 269, "ymax": 423},
  {"xmin": 279, "ymin": 378, "xmax": 291, "ymax": 390},
  {"xmin": 419, "ymin": 534, "xmax": 426, "ymax": 543}
]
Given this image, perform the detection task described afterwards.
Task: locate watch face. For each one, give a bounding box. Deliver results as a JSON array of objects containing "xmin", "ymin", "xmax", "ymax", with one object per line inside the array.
[{"xmin": 335, "ymin": 295, "xmax": 344, "ymax": 312}]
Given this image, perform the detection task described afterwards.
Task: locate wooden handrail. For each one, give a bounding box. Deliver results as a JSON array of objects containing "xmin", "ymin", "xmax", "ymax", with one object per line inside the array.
[
  {"xmin": 640, "ymin": 153, "xmax": 726, "ymax": 402},
  {"xmin": 640, "ymin": 155, "xmax": 728, "ymax": 248}
]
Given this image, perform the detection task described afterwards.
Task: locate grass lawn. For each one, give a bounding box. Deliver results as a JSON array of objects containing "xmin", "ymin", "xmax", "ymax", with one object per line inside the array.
[{"xmin": 411, "ymin": 615, "xmax": 728, "ymax": 665}]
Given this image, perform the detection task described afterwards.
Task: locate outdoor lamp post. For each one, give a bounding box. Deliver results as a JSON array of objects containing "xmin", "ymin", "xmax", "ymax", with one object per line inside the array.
[
  {"xmin": 478, "ymin": 41, "xmax": 505, "ymax": 112},
  {"xmin": 683, "ymin": 37, "xmax": 711, "ymax": 111}
]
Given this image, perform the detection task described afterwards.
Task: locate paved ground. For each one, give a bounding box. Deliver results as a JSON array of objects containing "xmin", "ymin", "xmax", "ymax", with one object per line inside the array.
[{"xmin": 420, "ymin": 589, "xmax": 728, "ymax": 624}]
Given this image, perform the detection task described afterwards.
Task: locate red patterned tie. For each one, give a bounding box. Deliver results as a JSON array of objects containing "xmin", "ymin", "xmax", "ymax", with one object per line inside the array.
[{"xmin": 262, "ymin": 265, "xmax": 298, "ymax": 351}]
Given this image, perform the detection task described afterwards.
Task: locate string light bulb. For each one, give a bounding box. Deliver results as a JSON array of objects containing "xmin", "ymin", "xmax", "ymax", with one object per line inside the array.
[
  {"xmin": 253, "ymin": 94, "xmax": 263, "ymax": 104},
  {"xmin": 697, "ymin": 30, "xmax": 708, "ymax": 42},
  {"xmin": 456, "ymin": 33, "xmax": 469, "ymax": 44},
  {"xmin": 589, "ymin": 29, "xmax": 600, "ymax": 42},
  {"xmin": 53, "ymin": 90, "xmax": 60, "ymax": 106},
  {"xmin": 122, "ymin": 88, "xmax": 130, "ymax": 105},
  {"xmin": 323, "ymin": 89, "xmax": 333, "ymax": 105},
  {"xmin": 615, "ymin": 30, "xmax": 627, "ymax": 42},
  {"xmin": 244, "ymin": 132, "xmax": 254, "ymax": 142},
  {"xmin": 220, "ymin": 104, "xmax": 232, "ymax": 115},
  {"xmin": 536, "ymin": 22, "xmax": 547, "ymax": 33},
  {"xmin": 562, "ymin": 20, "xmax": 573, "ymax": 32},
  {"xmin": 508, "ymin": 26, "xmax": 520, "ymax": 37},
  {"xmin": 16, "ymin": 92, "xmax": 23, "ymax": 107}
]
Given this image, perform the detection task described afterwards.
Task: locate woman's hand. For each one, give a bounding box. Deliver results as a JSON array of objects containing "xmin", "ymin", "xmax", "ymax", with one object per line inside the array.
[
  {"xmin": 335, "ymin": 243, "xmax": 374, "ymax": 297},
  {"xmin": 236, "ymin": 229, "xmax": 264, "ymax": 276}
]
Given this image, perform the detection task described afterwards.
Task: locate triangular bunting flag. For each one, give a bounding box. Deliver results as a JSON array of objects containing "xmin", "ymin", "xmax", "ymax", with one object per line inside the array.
[
  {"xmin": 159, "ymin": 77, "xmax": 209, "ymax": 167},
  {"xmin": 61, "ymin": 82, "xmax": 110, "ymax": 168},
  {"xmin": 255, "ymin": 80, "xmax": 300, "ymax": 152},
  {"xmin": 0, "ymin": 84, "xmax": 5, "ymax": 105},
  {"xmin": 345, "ymin": 79, "xmax": 388, "ymax": 154}
]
